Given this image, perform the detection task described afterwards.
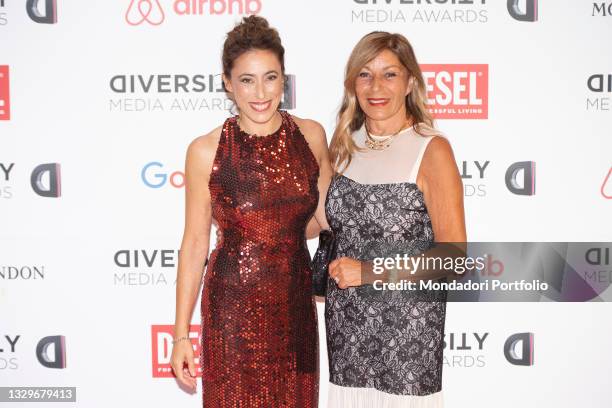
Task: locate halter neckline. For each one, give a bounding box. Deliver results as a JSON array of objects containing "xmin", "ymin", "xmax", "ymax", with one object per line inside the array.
[{"xmin": 234, "ymin": 110, "xmax": 288, "ymax": 142}]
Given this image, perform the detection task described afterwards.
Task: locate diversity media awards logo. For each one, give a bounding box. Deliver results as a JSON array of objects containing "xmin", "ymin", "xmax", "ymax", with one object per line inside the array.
[
  {"xmin": 443, "ymin": 331, "xmax": 535, "ymax": 368},
  {"xmin": 350, "ymin": 1, "xmax": 539, "ymax": 24},
  {"xmin": 108, "ymin": 72, "xmax": 295, "ymax": 112},
  {"xmin": 443, "ymin": 332, "xmax": 488, "ymax": 368},
  {"xmin": 0, "ymin": 65, "xmax": 9, "ymax": 120},
  {"xmin": 126, "ymin": 0, "xmax": 262, "ymax": 26},
  {"xmin": 421, "ymin": 64, "xmax": 488, "ymax": 120},
  {"xmin": 36, "ymin": 335, "xmax": 67, "ymax": 368},
  {"xmin": 505, "ymin": 161, "xmax": 536, "ymax": 196},
  {"xmin": 0, "ymin": 0, "xmax": 7, "ymax": 26},
  {"xmin": 0, "ymin": 162, "xmax": 62, "ymax": 199},
  {"xmin": 31, "ymin": 163, "xmax": 62, "ymax": 197},
  {"xmin": 350, "ymin": 0, "xmax": 489, "ymax": 24},
  {"xmin": 1, "ymin": 334, "xmax": 67, "ymax": 370},
  {"xmin": 507, "ymin": 0, "xmax": 538, "ymax": 22},
  {"xmin": 26, "ymin": 0, "xmax": 58, "ymax": 24},
  {"xmin": 504, "ymin": 332, "xmax": 534, "ymax": 366},
  {"xmin": 113, "ymin": 248, "xmax": 180, "ymax": 286},
  {"xmin": 460, "ymin": 160, "xmax": 489, "ymax": 198},
  {"xmin": 460, "ymin": 160, "xmax": 536, "ymax": 198},
  {"xmin": 587, "ymin": 73, "xmax": 611, "ymax": 112}
]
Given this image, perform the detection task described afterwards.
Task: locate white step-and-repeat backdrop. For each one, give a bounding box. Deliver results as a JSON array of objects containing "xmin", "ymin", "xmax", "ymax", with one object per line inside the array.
[{"xmin": 1, "ymin": 0, "xmax": 611, "ymax": 407}]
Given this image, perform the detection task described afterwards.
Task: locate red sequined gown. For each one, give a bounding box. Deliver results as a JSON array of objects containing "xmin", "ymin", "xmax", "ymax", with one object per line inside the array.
[{"xmin": 201, "ymin": 110, "xmax": 320, "ymax": 407}]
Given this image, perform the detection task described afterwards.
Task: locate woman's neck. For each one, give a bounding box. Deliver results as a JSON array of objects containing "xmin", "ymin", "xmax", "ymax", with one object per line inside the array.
[
  {"xmin": 365, "ymin": 110, "xmax": 411, "ymax": 136},
  {"xmin": 237, "ymin": 111, "xmax": 282, "ymax": 136}
]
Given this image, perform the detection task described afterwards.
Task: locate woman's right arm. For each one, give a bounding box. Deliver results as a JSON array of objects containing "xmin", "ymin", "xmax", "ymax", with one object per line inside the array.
[{"xmin": 171, "ymin": 127, "xmax": 220, "ymax": 391}]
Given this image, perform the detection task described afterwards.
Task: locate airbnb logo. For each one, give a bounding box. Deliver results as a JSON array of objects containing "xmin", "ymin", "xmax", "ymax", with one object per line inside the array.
[
  {"xmin": 602, "ymin": 167, "xmax": 612, "ymax": 199},
  {"xmin": 173, "ymin": 0, "xmax": 261, "ymax": 15},
  {"xmin": 126, "ymin": 0, "xmax": 261, "ymax": 26},
  {"xmin": 126, "ymin": 0, "xmax": 165, "ymax": 26}
]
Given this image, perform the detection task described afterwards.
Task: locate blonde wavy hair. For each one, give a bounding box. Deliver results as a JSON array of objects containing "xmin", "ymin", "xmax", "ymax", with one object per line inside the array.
[{"xmin": 329, "ymin": 31, "xmax": 437, "ymax": 174}]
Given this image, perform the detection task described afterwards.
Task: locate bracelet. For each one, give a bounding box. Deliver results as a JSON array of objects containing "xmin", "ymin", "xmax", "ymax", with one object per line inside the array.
[{"xmin": 172, "ymin": 336, "xmax": 190, "ymax": 344}]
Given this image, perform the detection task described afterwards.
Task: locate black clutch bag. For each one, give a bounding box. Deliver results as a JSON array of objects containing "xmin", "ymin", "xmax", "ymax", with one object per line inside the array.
[{"xmin": 311, "ymin": 228, "xmax": 337, "ymax": 296}]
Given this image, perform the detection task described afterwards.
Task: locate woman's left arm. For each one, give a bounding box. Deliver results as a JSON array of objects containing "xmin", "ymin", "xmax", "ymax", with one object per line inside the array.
[
  {"xmin": 299, "ymin": 119, "xmax": 333, "ymax": 239},
  {"xmin": 418, "ymin": 136, "xmax": 467, "ymax": 243}
]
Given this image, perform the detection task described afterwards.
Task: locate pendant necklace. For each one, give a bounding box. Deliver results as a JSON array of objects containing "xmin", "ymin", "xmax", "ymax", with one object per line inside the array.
[{"xmin": 364, "ymin": 120, "xmax": 411, "ymax": 150}]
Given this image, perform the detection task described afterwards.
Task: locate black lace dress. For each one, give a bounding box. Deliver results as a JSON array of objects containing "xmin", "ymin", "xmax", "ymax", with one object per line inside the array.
[{"xmin": 324, "ymin": 125, "xmax": 447, "ymax": 407}]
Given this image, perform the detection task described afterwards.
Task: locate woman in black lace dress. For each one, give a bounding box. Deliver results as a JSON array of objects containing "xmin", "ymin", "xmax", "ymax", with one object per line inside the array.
[{"xmin": 323, "ymin": 32, "xmax": 467, "ymax": 407}]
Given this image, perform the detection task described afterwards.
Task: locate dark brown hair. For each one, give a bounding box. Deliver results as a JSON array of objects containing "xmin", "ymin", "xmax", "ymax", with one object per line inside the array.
[{"xmin": 222, "ymin": 15, "xmax": 285, "ymax": 78}]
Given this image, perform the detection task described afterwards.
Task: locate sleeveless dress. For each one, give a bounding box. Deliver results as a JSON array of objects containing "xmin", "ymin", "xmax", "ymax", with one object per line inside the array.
[
  {"xmin": 201, "ymin": 110, "xmax": 320, "ymax": 407},
  {"xmin": 324, "ymin": 124, "xmax": 448, "ymax": 407}
]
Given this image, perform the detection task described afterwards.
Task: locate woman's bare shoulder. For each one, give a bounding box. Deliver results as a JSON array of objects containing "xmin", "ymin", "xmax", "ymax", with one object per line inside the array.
[
  {"xmin": 290, "ymin": 114, "xmax": 327, "ymax": 148},
  {"xmin": 424, "ymin": 134, "xmax": 453, "ymax": 161},
  {"xmin": 191, "ymin": 124, "xmax": 223, "ymax": 151},
  {"xmin": 419, "ymin": 134, "xmax": 459, "ymax": 186},
  {"xmin": 185, "ymin": 124, "xmax": 224, "ymax": 172}
]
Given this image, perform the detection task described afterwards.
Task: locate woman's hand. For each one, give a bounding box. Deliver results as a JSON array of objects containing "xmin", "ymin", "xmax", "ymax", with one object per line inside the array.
[
  {"xmin": 329, "ymin": 257, "xmax": 362, "ymax": 289},
  {"xmin": 170, "ymin": 340, "xmax": 197, "ymax": 392}
]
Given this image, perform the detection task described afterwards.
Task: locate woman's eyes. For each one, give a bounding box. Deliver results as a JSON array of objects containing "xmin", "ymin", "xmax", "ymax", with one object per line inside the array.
[
  {"xmin": 240, "ymin": 75, "xmax": 278, "ymax": 84},
  {"xmin": 358, "ymin": 72, "xmax": 399, "ymax": 79}
]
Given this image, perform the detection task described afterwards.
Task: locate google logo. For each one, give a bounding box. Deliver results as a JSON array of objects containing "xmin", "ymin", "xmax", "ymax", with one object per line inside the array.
[{"xmin": 141, "ymin": 162, "xmax": 184, "ymax": 188}]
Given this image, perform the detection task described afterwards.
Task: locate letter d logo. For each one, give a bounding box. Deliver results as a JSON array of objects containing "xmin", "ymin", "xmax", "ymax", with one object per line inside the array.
[
  {"xmin": 31, "ymin": 163, "xmax": 62, "ymax": 197},
  {"xmin": 507, "ymin": 0, "xmax": 538, "ymax": 22},
  {"xmin": 280, "ymin": 75, "xmax": 296, "ymax": 110},
  {"xmin": 505, "ymin": 161, "xmax": 536, "ymax": 195},
  {"xmin": 36, "ymin": 335, "xmax": 67, "ymax": 368},
  {"xmin": 26, "ymin": 0, "xmax": 58, "ymax": 24},
  {"xmin": 504, "ymin": 332, "xmax": 534, "ymax": 366}
]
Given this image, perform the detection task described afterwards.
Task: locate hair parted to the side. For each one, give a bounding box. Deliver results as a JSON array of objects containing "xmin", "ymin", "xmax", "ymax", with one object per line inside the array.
[
  {"xmin": 222, "ymin": 15, "xmax": 285, "ymax": 78},
  {"xmin": 329, "ymin": 31, "xmax": 439, "ymax": 174}
]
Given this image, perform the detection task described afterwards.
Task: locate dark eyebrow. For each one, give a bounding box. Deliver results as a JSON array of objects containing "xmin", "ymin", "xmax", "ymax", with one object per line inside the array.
[
  {"xmin": 238, "ymin": 71, "xmax": 279, "ymax": 78},
  {"xmin": 360, "ymin": 64, "xmax": 402, "ymax": 71}
]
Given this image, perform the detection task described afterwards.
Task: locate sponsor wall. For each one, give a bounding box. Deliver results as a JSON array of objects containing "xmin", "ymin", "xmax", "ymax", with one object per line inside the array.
[{"xmin": 1, "ymin": 0, "xmax": 611, "ymax": 407}]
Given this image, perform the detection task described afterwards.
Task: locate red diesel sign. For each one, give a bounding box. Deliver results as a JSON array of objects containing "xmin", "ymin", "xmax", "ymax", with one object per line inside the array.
[
  {"xmin": 151, "ymin": 324, "xmax": 202, "ymax": 378},
  {"xmin": 421, "ymin": 64, "xmax": 488, "ymax": 119},
  {"xmin": 0, "ymin": 65, "xmax": 9, "ymax": 120}
]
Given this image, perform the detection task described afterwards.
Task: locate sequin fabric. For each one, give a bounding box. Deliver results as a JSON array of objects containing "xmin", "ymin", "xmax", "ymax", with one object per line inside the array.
[{"xmin": 201, "ymin": 110, "xmax": 320, "ymax": 407}]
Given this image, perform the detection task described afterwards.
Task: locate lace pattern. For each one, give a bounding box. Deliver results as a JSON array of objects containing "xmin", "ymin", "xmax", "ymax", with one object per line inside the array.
[{"xmin": 324, "ymin": 174, "xmax": 447, "ymax": 396}]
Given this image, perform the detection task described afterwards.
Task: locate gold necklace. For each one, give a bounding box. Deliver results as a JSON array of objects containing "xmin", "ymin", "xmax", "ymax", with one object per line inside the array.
[{"xmin": 364, "ymin": 120, "xmax": 410, "ymax": 150}]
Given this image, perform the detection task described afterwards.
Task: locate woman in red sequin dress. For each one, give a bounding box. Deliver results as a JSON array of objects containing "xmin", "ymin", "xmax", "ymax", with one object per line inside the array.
[{"xmin": 170, "ymin": 16, "xmax": 332, "ymax": 408}]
